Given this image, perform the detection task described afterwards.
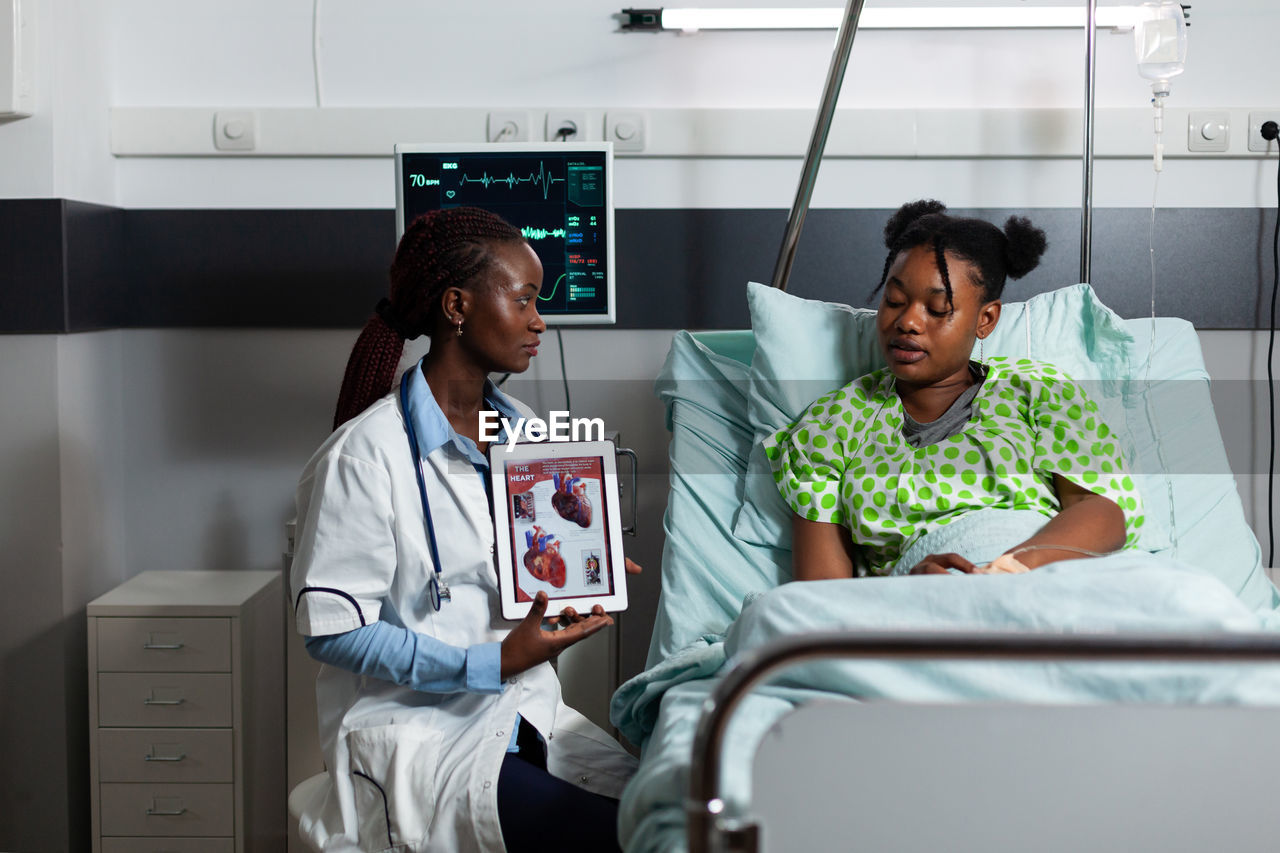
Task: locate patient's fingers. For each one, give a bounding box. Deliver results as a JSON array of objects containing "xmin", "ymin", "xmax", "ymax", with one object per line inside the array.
[
  {"xmin": 624, "ymin": 558, "xmax": 643, "ymax": 575},
  {"xmin": 910, "ymin": 553, "xmax": 976, "ymax": 575},
  {"xmin": 937, "ymin": 552, "xmax": 976, "ymax": 572}
]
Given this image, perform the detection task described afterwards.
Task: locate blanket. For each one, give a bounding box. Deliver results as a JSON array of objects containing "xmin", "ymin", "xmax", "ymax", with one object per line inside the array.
[{"xmin": 612, "ymin": 553, "xmax": 1280, "ymax": 852}]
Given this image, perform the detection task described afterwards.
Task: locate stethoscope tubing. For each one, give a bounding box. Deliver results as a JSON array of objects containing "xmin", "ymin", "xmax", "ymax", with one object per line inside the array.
[{"xmin": 400, "ymin": 370, "xmax": 449, "ymax": 610}]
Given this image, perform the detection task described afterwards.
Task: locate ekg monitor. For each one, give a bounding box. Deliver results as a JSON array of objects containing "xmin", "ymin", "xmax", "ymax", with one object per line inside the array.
[{"xmin": 395, "ymin": 142, "xmax": 616, "ymax": 325}]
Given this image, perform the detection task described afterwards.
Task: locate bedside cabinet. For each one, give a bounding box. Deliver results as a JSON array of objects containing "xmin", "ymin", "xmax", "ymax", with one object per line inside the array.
[{"xmin": 88, "ymin": 571, "xmax": 285, "ymax": 853}]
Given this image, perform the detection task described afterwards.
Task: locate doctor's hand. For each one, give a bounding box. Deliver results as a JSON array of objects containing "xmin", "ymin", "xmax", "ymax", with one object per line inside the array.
[
  {"xmin": 909, "ymin": 553, "xmax": 977, "ymax": 575},
  {"xmin": 500, "ymin": 591, "xmax": 613, "ymax": 681},
  {"xmin": 625, "ymin": 558, "xmax": 643, "ymax": 575}
]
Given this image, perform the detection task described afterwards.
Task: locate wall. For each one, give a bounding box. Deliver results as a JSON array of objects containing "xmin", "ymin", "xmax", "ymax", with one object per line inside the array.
[{"xmin": 2, "ymin": 0, "xmax": 1279, "ymax": 849}]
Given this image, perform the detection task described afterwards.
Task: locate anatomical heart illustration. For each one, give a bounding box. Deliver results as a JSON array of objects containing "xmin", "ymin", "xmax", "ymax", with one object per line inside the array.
[
  {"xmin": 551, "ymin": 472, "xmax": 592, "ymax": 528},
  {"xmin": 522, "ymin": 525, "xmax": 566, "ymax": 588}
]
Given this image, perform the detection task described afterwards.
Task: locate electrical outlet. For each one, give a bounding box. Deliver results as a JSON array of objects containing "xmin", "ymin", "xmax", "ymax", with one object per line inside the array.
[
  {"xmin": 487, "ymin": 111, "xmax": 530, "ymax": 143},
  {"xmin": 605, "ymin": 112, "xmax": 647, "ymax": 152},
  {"xmin": 1248, "ymin": 112, "xmax": 1280, "ymax": 153},
  {"xmin": 546, "ymin": 110, "xmax": 587, "ymax": 142}
]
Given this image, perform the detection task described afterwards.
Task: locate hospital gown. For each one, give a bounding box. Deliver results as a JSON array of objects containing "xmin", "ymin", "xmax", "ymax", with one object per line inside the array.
[{"xmin": 763, "ymin": 357, "xmax": 1144, "ymax": 576}]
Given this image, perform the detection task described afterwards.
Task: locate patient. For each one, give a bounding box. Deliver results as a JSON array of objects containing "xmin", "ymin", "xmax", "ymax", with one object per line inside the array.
[{"xmin": 764, "ymin": 200, "xmax": 1143, "ymax": 578}]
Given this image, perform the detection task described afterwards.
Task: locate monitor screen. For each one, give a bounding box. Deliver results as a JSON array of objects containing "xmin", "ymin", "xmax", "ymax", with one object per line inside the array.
[{"xmin": 395, "ymin": 142, "xmax": 615, "ymax": 325}]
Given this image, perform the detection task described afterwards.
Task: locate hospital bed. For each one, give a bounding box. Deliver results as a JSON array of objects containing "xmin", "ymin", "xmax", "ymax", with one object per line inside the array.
[
  {"xmin": 608, "ymin": 3, "xmax": 1280, "ymax": 850},
  {"xmin": 612, "ymin": 295, "xmax": 1280, "ymax": 853}
]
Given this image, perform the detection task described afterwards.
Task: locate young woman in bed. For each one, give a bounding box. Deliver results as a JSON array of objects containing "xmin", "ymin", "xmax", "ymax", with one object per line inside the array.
[
  {"xmin": 764, "ymin": 200, "xmax": 1144, "ymax": 579},
  {"xmin": 291, "ymin": 207, "xmax": 638, "ymax": 852}
]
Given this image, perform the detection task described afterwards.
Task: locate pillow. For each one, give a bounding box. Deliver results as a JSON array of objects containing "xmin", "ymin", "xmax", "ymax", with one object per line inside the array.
[{"xmin": 732, "ymin": 281, "xmax": 1177, "ymax": 552}]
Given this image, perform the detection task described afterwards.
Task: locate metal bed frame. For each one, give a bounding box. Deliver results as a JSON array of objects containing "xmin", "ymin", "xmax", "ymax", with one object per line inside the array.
[
  {"xmin": 687, "ymin": 632, "xmax": 1280, "ymax": 852},
  {"xmin": 690, "ymin": 4, "xmax": 1251, "ymax": 851}
]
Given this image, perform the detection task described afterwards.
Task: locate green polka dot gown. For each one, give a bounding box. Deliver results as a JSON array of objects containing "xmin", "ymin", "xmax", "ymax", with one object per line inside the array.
[{"xmin": 762, "ymin": 357, "xmax": 1144, "ymax": 576}]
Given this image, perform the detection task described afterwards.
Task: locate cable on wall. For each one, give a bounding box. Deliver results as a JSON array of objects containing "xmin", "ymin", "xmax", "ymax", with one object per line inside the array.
[
  {"xmin": 556, "ymin": 329, "xmax": 571, "ymax": 411},
  {"xmin": 1263, "ymin": 119, "xmax": 1279, "ymax": 567},
  {"xmin": 312, "ymin": 0, "xmax": 325, "ymax": 107}
]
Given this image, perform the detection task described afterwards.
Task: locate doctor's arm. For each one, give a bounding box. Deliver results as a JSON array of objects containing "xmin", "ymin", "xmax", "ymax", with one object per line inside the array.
[
  {"xmin": 305, "ymin": 620, "xmax": 504, "ymax": 694},
  {"xmin": 306, "ymin": 588, "xmax": 626, "ymax": 691}
]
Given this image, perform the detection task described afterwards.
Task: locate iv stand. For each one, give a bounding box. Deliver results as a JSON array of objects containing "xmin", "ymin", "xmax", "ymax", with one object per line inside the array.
[
  {"xmin": 770, "ymin": 0, "xmax": 868, "ymax": 292},
  {"xmin": 1080, "ymin": 0, "xmax": 1098, "ymax": 283},
  {"xmin": 770, "ymin": 0, "xmax": 1102, "ymax": 292}
]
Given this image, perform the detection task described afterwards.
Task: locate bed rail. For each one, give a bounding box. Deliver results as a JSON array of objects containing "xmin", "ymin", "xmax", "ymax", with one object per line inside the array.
[{"xmin": 688, "ymin": 630, "xmax": 1280, "ymax": 853}]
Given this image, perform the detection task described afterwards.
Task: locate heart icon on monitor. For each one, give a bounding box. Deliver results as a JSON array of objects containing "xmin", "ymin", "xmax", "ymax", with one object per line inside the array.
[{"xmin": 446, "ymin": 191, "xmax": 456, "ymax": 199}]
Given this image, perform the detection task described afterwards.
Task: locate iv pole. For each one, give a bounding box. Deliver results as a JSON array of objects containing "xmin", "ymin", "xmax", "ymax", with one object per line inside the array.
[
  {"xmin": 770, "ymin": 0, "xmax": 868, "ymax": 292},
  {"xmin": 1080, "ymin": 0, "xmax": 1098, "ymax": 283},
  {"xmin": 771, "ymin": 0, "xmax": 1102, "ymax": 292}
]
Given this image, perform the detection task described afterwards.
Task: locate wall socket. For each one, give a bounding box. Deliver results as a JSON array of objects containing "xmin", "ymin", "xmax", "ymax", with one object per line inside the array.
[
  {"xmin": 486, "ymin": 111, "xmax": 530, "ymax": 142},
  {"xmin": 546, "ymin": 110, "xmax": 587, "ymax": 141},
  {"xmin": 1248, "ymin": 112, "xmax": 1280, "ymax": 153}
]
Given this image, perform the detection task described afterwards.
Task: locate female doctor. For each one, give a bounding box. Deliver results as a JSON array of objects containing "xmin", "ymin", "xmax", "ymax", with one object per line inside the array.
[{"xmin": 291, "ymin": 207, "xmax": 638, "ymax": 853}]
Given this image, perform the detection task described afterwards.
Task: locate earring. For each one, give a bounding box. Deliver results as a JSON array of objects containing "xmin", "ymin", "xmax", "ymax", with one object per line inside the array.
[
  {"xmin": 454, "ymin": 319, "xmax": 463, "ymax": 338},
  {"xmin": 978, "ymin": 336, "xmax": 984, "ymax": 362}
]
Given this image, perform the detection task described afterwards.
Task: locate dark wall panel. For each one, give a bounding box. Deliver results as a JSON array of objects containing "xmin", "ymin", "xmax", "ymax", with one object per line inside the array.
[
  {"xmin": 0, "ymin": 199, "xmax": 67, "ymax": 333},
  {"xmin": 0, "ymin": 202, "xmax": 1274, "ymax": 333}
]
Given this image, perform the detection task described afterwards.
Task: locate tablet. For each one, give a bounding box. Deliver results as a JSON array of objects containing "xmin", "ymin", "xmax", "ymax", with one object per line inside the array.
[{"xmin": 491, "ymin": 440, "xmax": 629, "ymax": 620}]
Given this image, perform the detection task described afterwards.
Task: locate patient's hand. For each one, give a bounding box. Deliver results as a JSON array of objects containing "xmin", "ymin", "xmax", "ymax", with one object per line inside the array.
[{"xmin": 909, "ymin": 553, "xmax": 976, "ymax": 575}]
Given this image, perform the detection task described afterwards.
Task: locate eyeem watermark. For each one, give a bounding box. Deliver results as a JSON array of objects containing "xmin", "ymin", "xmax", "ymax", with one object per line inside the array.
[{"xmin": 480, "ymin": 412, "xmax": 605, "ymax": 451}]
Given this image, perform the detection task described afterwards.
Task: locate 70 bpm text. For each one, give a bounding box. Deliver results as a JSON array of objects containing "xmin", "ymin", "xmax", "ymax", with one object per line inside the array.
[
  {"xmin": 480, "ymin": 412, "xmax": 605, "ymax": 451},
  {"xmin": 408, "ymin": 174, "xmax": 440, "ymax": 187}
]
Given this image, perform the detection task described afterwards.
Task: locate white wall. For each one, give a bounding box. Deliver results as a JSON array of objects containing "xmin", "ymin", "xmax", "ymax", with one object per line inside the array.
[{"xmin": 2, "ymin": 1, "xmax": 1280, "ymax": 849}]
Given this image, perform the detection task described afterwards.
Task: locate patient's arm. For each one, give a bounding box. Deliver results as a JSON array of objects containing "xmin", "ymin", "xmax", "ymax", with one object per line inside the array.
[
  {"xmin": 1007, "ymin": 475, "xmax": 1126, "ymax": 569},
  {"xmin": 791, "ymin": 512, "xmax": 859, "ymax": 581}
]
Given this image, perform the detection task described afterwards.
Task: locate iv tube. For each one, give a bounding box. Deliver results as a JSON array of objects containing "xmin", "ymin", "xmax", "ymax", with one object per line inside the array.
[
  {"xmin": 1134, "ymin": 1, "xmax": 1188, "ymax": 172},
  {"xmin": 1135, "ymin": 1, "xmax": 1187, "ymax": 550}
]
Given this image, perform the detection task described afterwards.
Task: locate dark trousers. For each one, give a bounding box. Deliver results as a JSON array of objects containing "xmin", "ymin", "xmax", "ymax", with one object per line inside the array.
[{"xmin": 496, "ymin": 719, "xmax": 622, "ymax": 852}]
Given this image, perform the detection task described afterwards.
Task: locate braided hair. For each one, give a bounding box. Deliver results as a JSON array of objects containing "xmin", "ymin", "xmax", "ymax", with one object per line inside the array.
[
  {"xmin": 332, "ymin": 207, "xmax": 525, "ymax": 429},
  {"xmin": 872, "ymin": 200, "xmax": 1048, "ymax": 307}
]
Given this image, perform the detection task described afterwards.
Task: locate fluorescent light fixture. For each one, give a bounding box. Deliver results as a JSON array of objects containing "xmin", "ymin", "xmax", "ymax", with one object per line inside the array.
[{"xmin": 622, "ymin": 7, "xmax": 1149, "ymax": 32}]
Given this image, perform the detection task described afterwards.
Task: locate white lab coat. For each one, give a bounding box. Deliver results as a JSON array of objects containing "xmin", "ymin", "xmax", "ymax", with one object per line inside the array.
[{"xmin": 290, "ymin": 383, "xmax": 636, "ymax": 853}]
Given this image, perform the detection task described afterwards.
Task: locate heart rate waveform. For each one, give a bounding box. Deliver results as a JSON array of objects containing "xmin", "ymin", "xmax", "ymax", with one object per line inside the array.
[
  {"xmin": 521, "ymin": 226, "xmax": 568, "ymax": 241},
  {"xmin": 458, "ymin": 161, "xmax": 566, "ymax": 200}
]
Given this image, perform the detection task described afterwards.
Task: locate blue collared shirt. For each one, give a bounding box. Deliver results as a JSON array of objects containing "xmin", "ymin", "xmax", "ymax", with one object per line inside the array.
[{"xmin": 305, "ymin": 361, "xmax": 529, "ymax": 751}]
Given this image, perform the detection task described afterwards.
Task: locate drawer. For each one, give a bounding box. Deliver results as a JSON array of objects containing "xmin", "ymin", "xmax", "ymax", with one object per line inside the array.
[
  {"xmin": 99, "ymin": 729, "xmax": 234, "ymax": 783},
  {"xmin": 98, "ymin": 673, "xmax": 233, "ymax": 728},
  {"xmin": 102, "ymin": 838, "xmax": 234, "ymax": 853},
  {"xmin": 99, "ymin": 782, "xmax": 234, "ymax": 837},
  {"xmin": 98, "ymin": 618, "xmax": 231, "ymax": 672}
]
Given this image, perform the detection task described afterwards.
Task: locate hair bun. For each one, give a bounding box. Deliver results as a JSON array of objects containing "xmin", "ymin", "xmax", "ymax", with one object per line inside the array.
[
  {"xmin": 883, "ymin": 199, "xmax": 947, "ymax": 249},
  {"xmin": 1001, "ymin": 215, "xmax": 1048, "ymax": 280}
]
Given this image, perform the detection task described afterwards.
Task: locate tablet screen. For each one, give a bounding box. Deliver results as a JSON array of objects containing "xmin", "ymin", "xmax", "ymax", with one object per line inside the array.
[{"xmin": 501, "ymin": 453, "xmax": 615, "ymax": 603}]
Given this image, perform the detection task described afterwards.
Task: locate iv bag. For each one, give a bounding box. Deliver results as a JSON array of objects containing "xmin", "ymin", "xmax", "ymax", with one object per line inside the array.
[{"xmin": 1134, "ymin": 1, "xmax": 1187, "ymax": 92}]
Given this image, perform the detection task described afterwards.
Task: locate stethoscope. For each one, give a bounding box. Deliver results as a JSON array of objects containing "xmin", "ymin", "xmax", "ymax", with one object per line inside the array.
[{"xmin": 399, "ymin": 370, "xmax": 451, "ymax": 611}]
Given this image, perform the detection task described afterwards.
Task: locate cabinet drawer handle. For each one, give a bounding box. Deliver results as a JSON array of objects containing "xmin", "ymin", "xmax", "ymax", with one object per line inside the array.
[
  {"xmin": 144, "ymin": 752, "xmax": 187, "ymax": 762},
  {"xmin": 142, "ymin": 642, "xmax": 185, "ymax": 650},
  {"xmin": 143, "ymin": 697, "xmax": 185, "ymax": 706},
  {"xmin": 145, "ymin": 806, "xmax": 187, "ymax": 816}
]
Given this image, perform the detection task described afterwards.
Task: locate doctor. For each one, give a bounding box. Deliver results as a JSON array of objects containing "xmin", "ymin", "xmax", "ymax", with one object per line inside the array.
[{"xmin": 291, "ymin": 207, "xmax": 638, "ymax": 852}]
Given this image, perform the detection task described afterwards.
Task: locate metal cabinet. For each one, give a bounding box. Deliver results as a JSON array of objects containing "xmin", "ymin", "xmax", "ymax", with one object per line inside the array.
[{"xmin": 88, "ymin": 571, "xmax": 284, "ymax": 853}]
